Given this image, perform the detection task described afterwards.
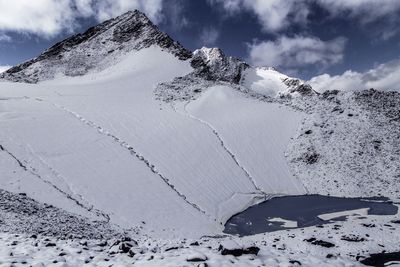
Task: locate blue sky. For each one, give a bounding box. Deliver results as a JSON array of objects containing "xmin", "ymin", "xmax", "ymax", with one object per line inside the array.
[{"xmin": 1, "ymin": 0, "xmax": 400, "ymax": 83}]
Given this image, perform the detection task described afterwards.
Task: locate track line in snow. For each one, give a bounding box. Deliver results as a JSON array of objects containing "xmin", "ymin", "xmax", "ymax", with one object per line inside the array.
[
  {"xmin": 31, "ymin": 148, "xmax": 99, "ymax": 210},
  {"xmin": 233, "ymin": 87, "xmax": 310, "ymax": 194},
  {"xmin": 181, "ymin": 102, "xmax": 267, "ymax": 195},
  {"xmin": 34, "ymin": 98, "xmax": 209, "ymax": 217},
  {"xmin": 0, "ymin": 143, "xmax": 110, "ymax": 222}
]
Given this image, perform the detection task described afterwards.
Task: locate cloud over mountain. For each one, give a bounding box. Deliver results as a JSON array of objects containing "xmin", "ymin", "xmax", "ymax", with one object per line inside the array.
[
  {"xmin": 309, "ymin": 58, "xmax": 400, "ymax": 92},
  {"xmin": 0, "ymin": 0, "xmax": 164, "ymax": 37},
  {"xmin": 248, "ymin": 35, "xmax": 347, "ymax": 73}
]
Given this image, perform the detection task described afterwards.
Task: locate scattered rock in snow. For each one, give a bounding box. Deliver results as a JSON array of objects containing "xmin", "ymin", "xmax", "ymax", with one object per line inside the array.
[
  {"xmin": 186, "ymin": 251, "xmax": 207, "ymax": 262},
  {"xmin": 340, "ymin": 235, "xmax": 366, "ymax": 242},
  {"xmin": 218, "ymin": 241, "xmax": 260, "ymax": 257},
  {"xmin": 304, "ymin": 238, "xmax": 335, "ymax": 248}
]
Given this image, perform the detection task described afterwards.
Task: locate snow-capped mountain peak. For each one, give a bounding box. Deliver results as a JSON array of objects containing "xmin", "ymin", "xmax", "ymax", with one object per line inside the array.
[
  {"xmin": 0, "ymin": 10, "xmax": 191, "ymax": 83},
  {"xmin": 193, "ymin": 47, "xmax": 227, "ymax": 65}
]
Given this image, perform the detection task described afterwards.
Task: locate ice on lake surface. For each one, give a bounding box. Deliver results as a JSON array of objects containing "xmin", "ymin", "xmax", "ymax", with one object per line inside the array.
[{"xmin": 224, "ymin": 195, "xmax": 398, "ymax": 236}]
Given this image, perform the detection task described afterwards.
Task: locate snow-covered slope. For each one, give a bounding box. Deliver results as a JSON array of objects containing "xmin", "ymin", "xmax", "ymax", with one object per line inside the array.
[
  {"xmin": 1, "ymin": 44, "xmax": 305, "ymax": 238},
  {"xmin": 185, "ymin": 86, "xmax": 306, "ymax": 195}
]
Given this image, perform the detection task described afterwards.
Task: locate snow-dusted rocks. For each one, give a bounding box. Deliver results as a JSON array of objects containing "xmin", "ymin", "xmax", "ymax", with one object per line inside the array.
[
  {"xmin": 218, "ymin": 240, "xmax": 260, "ymax": 256},
  {"xmin": 286, "ymin": 89, "xmax": 400, "ymax": 199},
  {"xmin": 191, "ymin": 47, "xmax": 249, "ymax": 84},
  {"xmin": 0, "ymin": 189, "xmax": 118, "ymax": 239},
  {"xmin": 155, "ymin": 47, "xmax": 250, "ymax": 103}
]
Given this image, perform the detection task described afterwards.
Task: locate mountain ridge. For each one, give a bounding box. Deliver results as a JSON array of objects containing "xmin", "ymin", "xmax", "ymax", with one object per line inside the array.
[{"xmin": 0, "ymin": 10, "xmax": 313, "ymax": 98}]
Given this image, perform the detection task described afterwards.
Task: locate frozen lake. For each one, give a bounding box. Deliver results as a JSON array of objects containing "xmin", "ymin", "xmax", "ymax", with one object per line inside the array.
[{"xmin": 224, "ymin": 195, "xmax": 398, "ymax": 236}]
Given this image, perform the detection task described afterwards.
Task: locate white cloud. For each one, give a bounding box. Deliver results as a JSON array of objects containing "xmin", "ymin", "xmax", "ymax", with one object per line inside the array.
[
  {"xmin": 208, "ymin": 0, "xmax": 308, "ymax": 32},
  {"xmin": 207, "ymin": 0, "xmax": 241, "ymax": 13},
  {"xmin": 0, "ymin": 0, "xmax": 165, "ymax": 37},
  {"xmin": 0, "ymin": 65, "xmax": 11, "ymax": 73},
  {"xmin": 161, "ymin": 0, "xmax": 190, "ymax": 31},
  {"xmin": 0, "ymin": 33, "xmax": 11, "ymax": 42},
  {"xmin": 316, "ymin": 0, "xmax": 400, "ymax": 40},
  {"xmin": 209, "ymin": 0, "xmax": 400, "ymax": 34},
  {"xmin": 316, "ymin": 0, "xmax": 400, "ymax": 23},
  {"xmin": 95, "ymin": 0, "xmax": 164, "ymax": 23},
  {"xmin": 248, "ymin": 35, "xmax": 347, "ymax": 71},
  {"xmin": 199, "ymin": 27, "xmax": 220, "ymax": 46},
  {"xmin": 309, "ymin": 59, "xmax": 400, "ymax": 92},
  {"xmin": 74, "ymin": 0, "xmax": 95, "ymax": 17},
  {"xmin": 0, "ymin": 0, "xmax": 74, "ymax": 37}
]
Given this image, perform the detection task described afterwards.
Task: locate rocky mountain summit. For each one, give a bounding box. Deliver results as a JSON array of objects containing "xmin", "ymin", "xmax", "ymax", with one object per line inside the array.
[
  {"xmin": 0, "ymin": 10, "xmax": 190, "ymax": 83},
  {"xmin": 191, "ymin": 47, "xmax": 249, "ymax": 84}
]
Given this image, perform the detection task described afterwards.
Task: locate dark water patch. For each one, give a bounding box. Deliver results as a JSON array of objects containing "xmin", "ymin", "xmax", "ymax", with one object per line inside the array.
[
  {"xmin": 360, "ymin": 251, "xmax": 400, "ymax": 266},
  {"xmin": 224, "ymin": 195, "xmax": 398, "ymax": 236}
]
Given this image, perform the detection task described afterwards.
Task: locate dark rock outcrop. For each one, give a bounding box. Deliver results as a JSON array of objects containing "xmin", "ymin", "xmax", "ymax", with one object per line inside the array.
[
  {"xmin": 191, "ymin": 47, "xmax": 249, "ymax": 84},
  {"xmin": 218, "ymin": 244, "xmax": 260, "ymax": 257},
  {"xmin": 305, "ymin": 238, "xmax": 335, "ymax": 248}
]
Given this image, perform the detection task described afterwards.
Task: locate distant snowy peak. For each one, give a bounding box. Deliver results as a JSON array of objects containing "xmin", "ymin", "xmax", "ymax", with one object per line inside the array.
[
  {"xmin": 189, "ymin": 48, "xmax": 314, "ymax": 97},
  {"xmin": 155, "ymin": 47, "xmax": 316, "ymax": 102},
  {"xmin": 242, "ymin": 67, "xmax": 315, "ymax": 98},
  {"xmin": 0, "ymin": 10, "xmax": 191, "ymax": 83},
  {"xmin": 188, "ymin": 48, "xmax": 314, "ymax": 97},
  {"xmin": 191, "ymin": 47, "xmax": 249, "ymax": 84}
]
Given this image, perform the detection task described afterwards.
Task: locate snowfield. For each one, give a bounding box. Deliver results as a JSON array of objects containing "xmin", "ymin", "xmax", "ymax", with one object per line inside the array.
[
  {"xmin": 185, "ymin": 85, "xmax": 306, "ymax": 195},
  {"xmin": 0, "ymin": 47, "xmax": 306, "ymax": 239},
  {"xmin": 1, "ymin": 45, "xmax": 400, "ymax": 266}
]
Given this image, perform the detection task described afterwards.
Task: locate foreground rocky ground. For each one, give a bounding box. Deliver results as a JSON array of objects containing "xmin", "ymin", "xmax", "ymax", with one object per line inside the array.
[
  {"xmin": 0, "ymin": 189, "xmax": 119, "ymax": 240},
  {"xmin": 0, "ymin": 189, "xmax": 399, "ymax": 267}
]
